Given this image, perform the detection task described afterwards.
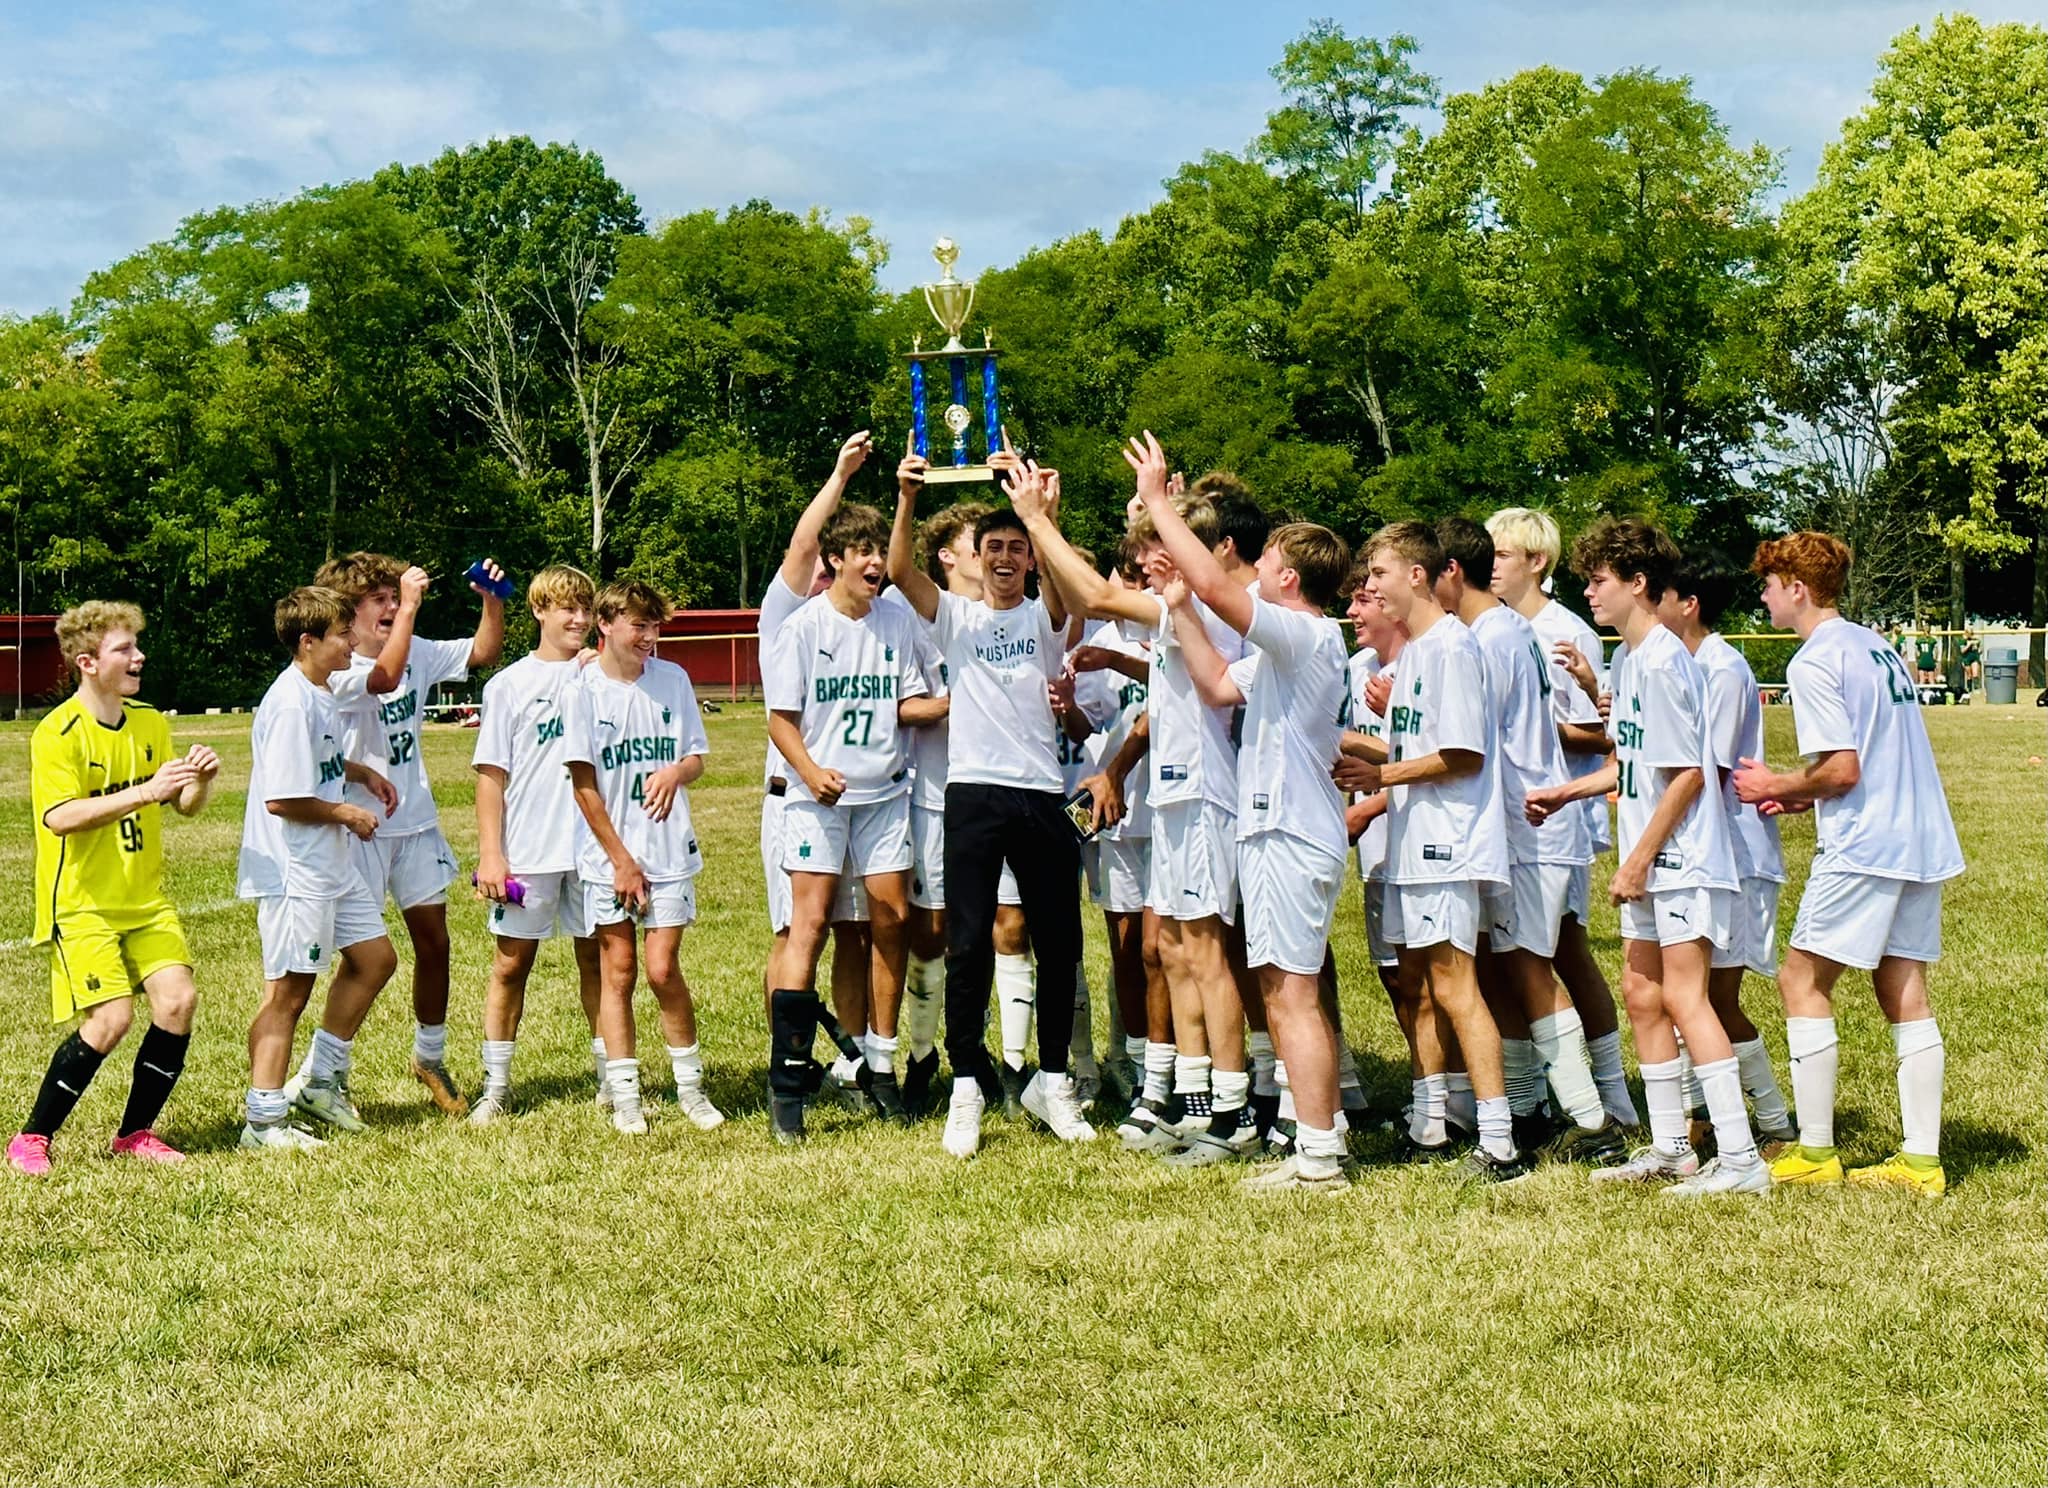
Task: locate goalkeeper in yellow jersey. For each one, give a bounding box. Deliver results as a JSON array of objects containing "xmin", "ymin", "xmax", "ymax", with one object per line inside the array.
[{"xmin": 10, "ymin": 602, "xmax": 219, "ymax": 1175}]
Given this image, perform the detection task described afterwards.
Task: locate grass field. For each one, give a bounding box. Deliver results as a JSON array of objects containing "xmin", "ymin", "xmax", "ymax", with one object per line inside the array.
[{"xmin": 0, "ymin": 701, "xmax": 2041, "ymax": 1485}]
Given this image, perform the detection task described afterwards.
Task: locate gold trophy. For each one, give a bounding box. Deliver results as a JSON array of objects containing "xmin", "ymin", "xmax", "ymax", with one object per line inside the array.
[{"xmin": 908, "ymin": 238, "xmax": 1001, "ymax": 483}]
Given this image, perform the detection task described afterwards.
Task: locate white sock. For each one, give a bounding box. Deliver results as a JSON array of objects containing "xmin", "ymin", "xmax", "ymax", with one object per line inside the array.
[
  {"xmin": 1531, "ymin": 1009, "xmax": 1604, "ymax": 1129},
  {"xmin": 1173, "ymin": 1053, "xmax": 1212, "ymax": 1116},
  {"xmin": 1142, "ymin": 1040, "xmax": 1174, "ymax": 1102},
  {"xmin": 1892, "ymin": 1018, "xmax": 1944, "ymax": 1158},
  {"xmin": 1070, "ymin": 964, "xmax": 1097, "ymax": 1078},
  {"xmin": 995, "ymin": 953, "xmax": 1035, "ymax": 1070},
  {"xmin": 1213, "ymin": 1068, "xmax": 1250, "ymax": 1115},
  {"xmin": 1785, "ymin": 1016, "xmax": 1839, "ymax": 1150},
  {"xmin": 1444, "ymin": 1071, "xmax": 1476, "ymax": 1132},
  {"xmin": 1587, "ymin": 1030, "xmax": 1640, "ymax": 1125},
  {"xmin": 1410, "ymin": 1074, "xmax": 1447, "ymax": 1145},
  {"xmin": 904, "ymin": 956, "xmax": 943, "ymax": 1059},
  {"xmin": 1275, "ymin": 1059, "xmax": 1296, "ymax": 1122},
  {"xmin": 1247, "ymin": 1031, "xmax": 1278, "ymax": 1096},
  {"xmin": 481, "ymin": 1039, "xmax": 515, "ymax": 1096},
  {"xmin": 862, "ymin": 1030, "xmax": 897, "ymax": 1076},
  {"xmin": 309, "ymin": 1028, "xmax": 351, "ymax": 1082},
  {"xmin": 1733, "ymin": 1036, "xmax": 1791, "ymax": 1131},
  {"xmin": 1676, "ymin": 1031, "xmax": 1706, "ymax": 1116},
  {"xmin": 246, "ymin": 1087, "xmax": 287, "ymax": 1125},
  {"xmin": 413, "ymin": 1022, "xmax": 447, "ymax": 1065},
  {"xmin": 1641, "ymin": 1057, "xmax": 1690, "ymax": 1156},
  {"xmin": 668, "ymin": 1042, "xmax": 705, "ymax": 1091},
  {"xmin": 1695, "ymin": 1055, "xmax": 1758, "ymax": 1164},
  {"xmin": 590, "ymin": 1036, "xmax": 608, "ymax": 1082},
  {"xmin": 1476, "ymin": 1094, "xmax": 1514, "ymax": 1161},
  {"xmin": 1502, "ymin": 1038, "xmax": 1544, "ymax": 1116},
  {"xmin": 1123, "ymin": 1035, "xmax": 1147, "ymax": 1069},
  {"xmin": 606, "ymin": 1058, "xmax": 642, "ymax": 1117},
  {"xmin": 1295, "ymin": 1122, "xmax": 1344, "ymax": 1176}
]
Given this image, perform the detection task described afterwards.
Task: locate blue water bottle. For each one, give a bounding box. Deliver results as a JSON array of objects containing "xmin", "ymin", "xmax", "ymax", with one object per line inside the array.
[{"xmin": 464, "ymin": 560, "xmax": 514, "ymax": 600}]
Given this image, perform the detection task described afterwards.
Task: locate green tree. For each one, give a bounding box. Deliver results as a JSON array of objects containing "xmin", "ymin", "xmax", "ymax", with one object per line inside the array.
[{"xmin": 1255, "ymin": 22, "xmax": 1439, "ymax": 224}]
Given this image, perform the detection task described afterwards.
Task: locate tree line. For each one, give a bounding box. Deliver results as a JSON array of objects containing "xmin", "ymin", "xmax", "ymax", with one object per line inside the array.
[{"xmin": 1, "ymin": 13, "xmax": 2043, "ymax": 708}]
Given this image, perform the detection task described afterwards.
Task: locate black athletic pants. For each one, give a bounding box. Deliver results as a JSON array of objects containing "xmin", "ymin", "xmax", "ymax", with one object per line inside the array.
[{"xmin": 942, "ymin": 782, "xmax": 1081, "ymax": 1080}]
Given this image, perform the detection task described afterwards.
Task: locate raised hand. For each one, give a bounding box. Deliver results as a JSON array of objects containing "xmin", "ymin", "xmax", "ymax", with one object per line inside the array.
[
  {"xmin": 1004, "ymin": 460, "xmax": 1051, "ymax": 521},
  {"xmin": 1121, "ymin": 430, "xmax": 1169, "ymax": 504},
  {"xmin": 468, "ymin": 558, "xmax": 506, "ymax": 599},
  {"xmin": 835, "ymin": 429, "xmax": 875, "ymax": 480},
  {"xmin": 399, "ymin": 565, "xmax": 430, "ymax": 611},
  {"xmin": 1553, "ymin": 640, "xmax": 1598, "ymax": 701},
  {"xmin": 898, "ymin": 429, "xmax": 928, "ymax": 498},
  {"xmin": 988, "ymin": 425, "xmax": 1023, "ymax": 475}
]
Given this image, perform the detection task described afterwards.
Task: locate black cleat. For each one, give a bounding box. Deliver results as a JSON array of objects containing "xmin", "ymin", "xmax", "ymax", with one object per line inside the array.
[
  {"xmin": 1512, "ymin": 1108, "xmax": 1569, "ymax": 1155},
  {"xmin": 1392, "ymin": 1132, "xmax": 1455, "ymax": 1164},
  {"xmin": 998, "ymin": 1061, "xmax": 1031, "ymax": 1120},
  {"xmin": 771, "ymin": 1095, "xmax": 807, "ymax": 1146},
  {"xmin": 1540, "ymin": 1116, "xmax": 1630, "ymax": 1166},
  {"xmin": 863, "ymin": 1067, "xmax": 908, "ymax": 1124},
  {"xmin": 901, "ymin": 1050, "xmax": 939, "ymax": 1119},
  {"xmin": 1457, "ymin": 1145, "xmax": 1537, "ymax": 1184},
  {"xmin": 1250, "ymin": 1091, "xmax": 1282, "ymax": 1142}
]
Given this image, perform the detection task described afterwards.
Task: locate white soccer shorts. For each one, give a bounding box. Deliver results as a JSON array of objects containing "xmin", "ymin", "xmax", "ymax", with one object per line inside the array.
[
  {"xmin": 1789, "ymin": 871, "xmax": 1942, "ymax": 970},
  {"xmin": 256, "ymin": 889, "xmax": 388, "ymax": 980},
  {"xmin": 1146, "ymin": 799, "xmax": 1239, "ymax": 925},
  {"xmin": 782, "ymin": 794, "xmax": 912, "ymax": 879},
  {"xmin": 581, "ymin": 876, "xmax": 698, "ymax": 932},
  {"xmin": 1483, "ymin": 862, "xmax": 1583, "ymax": 959},
  {"xmin": 1240, "ymin": 834, "xmax": 1343, "ymax": 976},
  {"xmin": 1091, "ymin": 834, "xmax": 1150, "ymax": 915},
  {"xmin": 352, "ymin": 827, "xmax": 459, "ymax": 911},
  {"xmin": 486, "ymin": 870, "xmax": 584, "ymax": 943},
  {"xmin": 1713, "ymin": 877, "xmax": 1783, "ymax": 975},
  {"xmin": 1385, "ymin": 880, "xmax": 1483, "ymax": 954},
  {"xmin": 910, "ymin": 802, "xmax": 946, "ymax": 911},
  {"xmin": 1620, "ymin": 885, "xmax": 1735, "ymax": 950},
  {"xmin": 762, "ymin": 791, "xmax": 867, "ymax": 934},
  {"xmin": 1361, "ymin": 877, "xmax": 1397, "ymax": 969}
]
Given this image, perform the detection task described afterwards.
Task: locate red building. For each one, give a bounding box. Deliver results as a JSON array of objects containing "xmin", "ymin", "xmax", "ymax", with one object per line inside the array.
[
  {"xmin": 657, "ymin": 609, "xmax": 765, "ymax": 700},
  {"xmin": 0, "ymin": 615, "xmax": 65, "ymax": 713}
]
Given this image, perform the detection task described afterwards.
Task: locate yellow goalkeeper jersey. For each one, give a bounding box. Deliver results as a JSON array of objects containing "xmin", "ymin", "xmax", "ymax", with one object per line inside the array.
[{"xmin": 32, "ymin": 695, "xmax": 174, "ymax": 941}]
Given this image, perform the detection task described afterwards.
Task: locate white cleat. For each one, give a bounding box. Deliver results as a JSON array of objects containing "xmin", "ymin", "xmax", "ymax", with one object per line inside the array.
[
  {"xmin": 942, "ymin": 1083, "xmax": 985, "ymax": 1159},
  {"xmin": 1589, "ymin": 1144, "xmax": 1699, "ymax": 1186},
  {"xmin": 676, "ymin": 1085, "xmax": 726, "ymax": 1131},
  {"xmin": 468, "ymin": 1090, "xmax": 511, "ymax": 1126},
  {"xmin": 1239, "ymin": 1154, "xmax": 1349, "ymax": 1195},
  {"xmin": 1022, "ymin": 1071, "xmax": 1097, "ymax": 1142},
  {"xmin": 611, "ymin": 1103, "xmax": 648, "ymax": 1136},
  {"xmin": 594, "ymin": 1078, "xmax": 613, "ymax": 1111},
  {"xmin": 239, "ymin": 1120, "xmax": 325, "ymax": 1153},
  {"xmin": 1662, "ymin": 1154, "xmax": 1771, "ymax": 1197}
]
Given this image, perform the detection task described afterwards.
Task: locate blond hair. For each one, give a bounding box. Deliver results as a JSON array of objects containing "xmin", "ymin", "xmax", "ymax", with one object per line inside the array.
[
  {"xmin": 313, "ymin": 552, "xmax": 405, "ymax": 604},
  {"xmin": 56, "ymin": 601, "xmax": 144, "ymax": 679},
  {"xmin": 595, "ymin": 579, "xmax": 670, "ymax": 625},
  {"xmin": 1485, "ymin": 508, "xmax": 1562, "ymax": 578},
  {"xmin": 528, "ymin": 564, "xmax": 596, "ymax": 614},
  {"xmin": 1127, "ymin": 494, "xmax": 1221, "ymax": 550}
]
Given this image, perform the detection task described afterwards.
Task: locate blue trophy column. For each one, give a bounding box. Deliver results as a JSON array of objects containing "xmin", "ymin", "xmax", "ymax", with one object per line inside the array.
[
  {"xmin": 909, "ymin": 360, "xmax": 929, "ymax": 461},
  {"xmin": 982, "ymin": 354, "xmax": 1001, "ymax": 460}
]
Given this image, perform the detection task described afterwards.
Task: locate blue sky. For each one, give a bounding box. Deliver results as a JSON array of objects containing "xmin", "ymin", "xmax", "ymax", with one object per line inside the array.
[{"xmin": 3, "ymin": 1, "xmax": 2045, "ymax": 315}]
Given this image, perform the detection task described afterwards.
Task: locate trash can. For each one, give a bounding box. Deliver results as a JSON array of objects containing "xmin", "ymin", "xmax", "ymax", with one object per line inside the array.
[{"xmin": 1984, "ymin": 645, "xmax": 2020, "ymax": 704}]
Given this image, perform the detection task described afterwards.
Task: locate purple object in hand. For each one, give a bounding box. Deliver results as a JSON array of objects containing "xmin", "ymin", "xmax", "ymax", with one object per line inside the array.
[{"xmin": 473, "ymin": 870, "xmax": 526, "ymax": 906}]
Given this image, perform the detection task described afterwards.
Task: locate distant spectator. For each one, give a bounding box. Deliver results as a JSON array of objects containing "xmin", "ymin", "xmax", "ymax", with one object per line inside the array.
[{"xmin": 1913, "ymin": 630, "xmax": 1939, "ymax": 685}]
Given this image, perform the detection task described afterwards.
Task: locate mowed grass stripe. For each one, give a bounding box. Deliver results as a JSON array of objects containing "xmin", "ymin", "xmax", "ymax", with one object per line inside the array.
[{"xmin": 0, "ymin": 704, "xmax": 2039, "ymax": 1484}]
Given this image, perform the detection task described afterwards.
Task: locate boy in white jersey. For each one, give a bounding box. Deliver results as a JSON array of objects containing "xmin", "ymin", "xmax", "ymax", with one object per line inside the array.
[
  {"xmin": 1487, "ymin": 506, "xmax": 1637, "ymax": 1129},
  {"xmin": 565, "ymin": 581, "xmax": 720, "ymax": 1136},
  {"xmin": 887, "ymin": 447, "xmax": 1096, "ymax": 1157},
  {"xmin": 303, "ymin": 550, "xmax": 506, "ymax": 1115},
  {"xmin": 765, "ymin": 503, "xmax": 944, "ymax": 1140},
  {"xmin": 759, "ymin": 433, "xmax": 877, "ymax": 1097},
  {"xmin": 1124, "ymin": 433, "xmax": 1355, "ymax": 1190},
  {"xmin": 468, "ymin": 565, "xmax": 608, "ymax": 1122},
  {"xmin": 1009, "ymin": 475, "xmax": 1248, "ymax": 1157},
  {"xmin": 1434, "ymin": 518, "xmax": 1619, "ymax": 1163},
  {"xmin": 237, "ymin": 588, "xmax": 399, "ymax": 1149},
  {"xmin": 1339, "ymin": 522, "xmax": 1526, "ymax": 1181},
  {"xmin": 1528, "ymin": 518, "xmax": 1766, "ymax": 1195},
  {"xmin": 1341, "ymin": 570, "xmax": 1410, "ymax": 1021},
  {"xmin": 1736, "ymin": 532, "xmax": 1962, "ymax": 1196},
  {"xmin": 1653, "ymin": 551, "xmax": 1797, "ymax": 1153}
]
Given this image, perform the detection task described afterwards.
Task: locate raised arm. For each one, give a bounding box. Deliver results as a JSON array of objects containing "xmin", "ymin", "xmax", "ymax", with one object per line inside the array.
[
  {"xmin": 466, "ymin": 558, "xmax": 508, "ymax": 671},
  {"xmin": 780, "ymin": 431, "xmax": 874, "ymax": 595},
  {"xmin": 1007, "ymin": 466, "xmax": 1156, "ymax": 628},
  {"xmin": 1125, "ymin": 431, "xmax": 1252, "ymax": 636},
  {"xmin": 887, "ymin": 435, "xmax": 940, "ymax": 622},
  {"xmin": 366, "ymin": 565, "xmax": 430, "ymax": 693},
  {"xmin": 1165, "ymin": 584, "xmax": 1243, "ymax": 708}
]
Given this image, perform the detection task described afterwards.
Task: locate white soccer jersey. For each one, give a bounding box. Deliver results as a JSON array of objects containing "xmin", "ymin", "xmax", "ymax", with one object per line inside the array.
[
  {"xmin": 1695, "ymin": 632, "xmax": 1785, "ymax": 884},
  {"xmin": 1785, "ymin": 616, "xmax": 1962, "ymax": 882},
  {"xmin": 878, "ymin": 588, "xmax": 952, "ymax": 810},
  {"xmin": 335, "ymin": 637, "xmax": 470, "ymax": 835},
  {"xmin": 565, "ymin": 657, "xmax": 711, "ymax": 884},
  {"xmin": 929, "ymin": 590, "xmax": 1063, "ymax": 792},
  {"xmin": 1063, "ymin": 642, "xmax": 1121, "ymax": 795},
  {"xmin": 1608, "ymin": 624, "xmax": 1739, "ymax": 893},
  {"xmin": 472, "ymin": 653, "xmax": 584, "ymax": 876},
  {"xmin": 1472, "ymin": 604, "xmax": 1589, "ymax": 870},
  {"xmin": 758, "ymin": 572, "xmax": 808, "ymax": 786},
  {"xmin": 1383, "ymin": 616, "xmax": 1508, "ymax": 888},
  {"xmin": 1085, "ymin": 621, "xmax": 1152, "ymax": 841},
  {"xmin": 238, "ymin": 666, "xmax": 354, "ymax": 899},
  {"xmin": 1529, "ymin": 597, "xmax": 1612, "ymax": 850},
  {"xmin": 1347, "ymin": 647, "xmax": 1390, "ymax": 880},
  {"xmin": 1145, "ymin": 593, "xmax": 1243, "ymax": 811},
  {"xmin": 1227, "ymin": 599, "xmax": 1348, "ymax": 857},
  {"xmin": 763, "ymin": 593, "xmax": 927, "ymax": 806}
]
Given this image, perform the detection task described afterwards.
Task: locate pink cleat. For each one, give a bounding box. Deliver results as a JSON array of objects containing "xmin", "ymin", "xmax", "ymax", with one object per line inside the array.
[
  {"xmin": 7, "ymin": 1133, "xmax": 52, "ymax": 1176},
  {"xmin": 109, "ymin": 1130, "xmax": 186, "ymax": 1164}
]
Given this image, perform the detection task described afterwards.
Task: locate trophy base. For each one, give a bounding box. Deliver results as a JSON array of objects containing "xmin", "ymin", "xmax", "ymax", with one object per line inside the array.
[{"xmin": 923, "ymin": 465, "xmax": 997, "ymax": 485}]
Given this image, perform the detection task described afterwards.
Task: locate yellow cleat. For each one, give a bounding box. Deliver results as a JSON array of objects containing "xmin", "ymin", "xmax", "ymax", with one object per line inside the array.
[
  {"xmin": 1846, "ymin": 1152, "xmax": 1946, "ymax": 1198},
  {"xmin": 1769, "ymin": 1147, "xmax": 1844, "ymax": 1186}
]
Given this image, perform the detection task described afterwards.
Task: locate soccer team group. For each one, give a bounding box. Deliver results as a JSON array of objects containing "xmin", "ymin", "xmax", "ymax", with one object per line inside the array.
[{"xmin": 12, "ymin": 428, "xmax": 1963, "ymax": 1197}]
